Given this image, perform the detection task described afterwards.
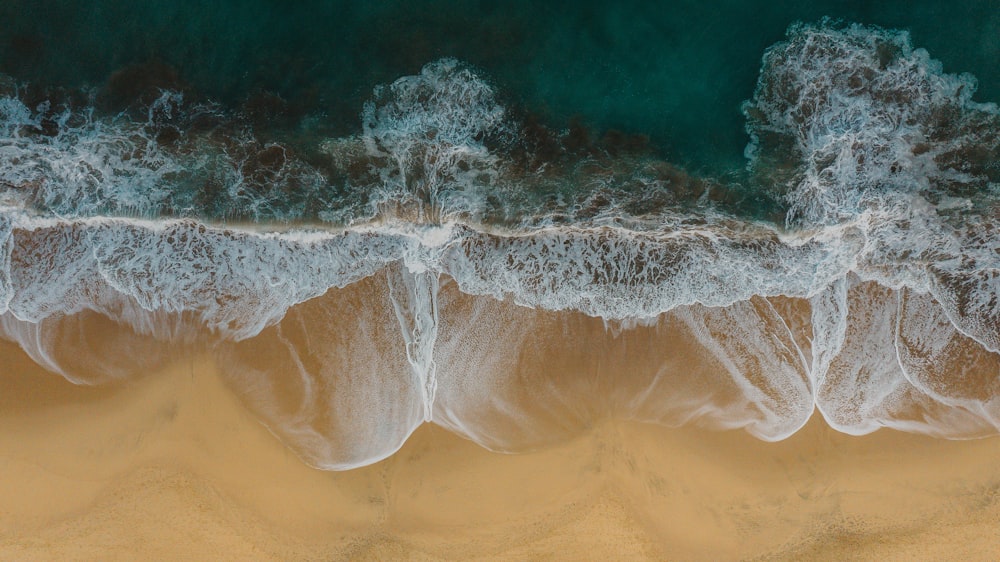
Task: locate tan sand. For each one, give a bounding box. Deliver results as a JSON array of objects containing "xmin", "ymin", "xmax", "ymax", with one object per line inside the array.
[{"xmin": 1, "ymin": 337, "xmax": 999, "ymax": 561}]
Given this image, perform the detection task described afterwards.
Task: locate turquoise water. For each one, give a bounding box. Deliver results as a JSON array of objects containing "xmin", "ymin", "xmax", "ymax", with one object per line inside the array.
[{"xmin": 2, "ymin": 0, "xmax": 997, "ymax": 172}]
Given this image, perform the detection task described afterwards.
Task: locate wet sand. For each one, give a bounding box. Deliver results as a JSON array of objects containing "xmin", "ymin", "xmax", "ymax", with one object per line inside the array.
[{"xmin": 1, "ymin": 338, "xmax": 999, "ymax": 561}]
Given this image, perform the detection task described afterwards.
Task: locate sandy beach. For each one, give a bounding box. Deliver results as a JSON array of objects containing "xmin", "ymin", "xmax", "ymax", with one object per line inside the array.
[{"xmin": 2, "ymin": 337, "xmax": 999, "ymax": 561}]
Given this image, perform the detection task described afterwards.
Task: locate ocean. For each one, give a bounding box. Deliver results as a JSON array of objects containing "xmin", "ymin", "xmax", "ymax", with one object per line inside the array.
[{"xmin": 0, "ymin": 1, "xmax": 998, "ymax": 470}]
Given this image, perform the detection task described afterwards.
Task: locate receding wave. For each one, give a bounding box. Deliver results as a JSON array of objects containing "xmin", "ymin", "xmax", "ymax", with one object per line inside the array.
[{"xmin": 1, "ymin": 22, "xmax": 998, "ymax": 469}]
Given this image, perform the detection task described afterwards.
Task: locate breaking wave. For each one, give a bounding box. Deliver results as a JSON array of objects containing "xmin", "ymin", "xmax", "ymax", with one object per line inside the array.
[{"xmin": 1, "ymin": 22, "xmax": 998, "ymax": 469}]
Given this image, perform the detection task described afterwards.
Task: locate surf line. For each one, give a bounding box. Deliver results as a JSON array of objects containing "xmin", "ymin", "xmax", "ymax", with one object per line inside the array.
[{"xmin": 386, "ymin": 234, "xmax": 446, "ymax": 422}]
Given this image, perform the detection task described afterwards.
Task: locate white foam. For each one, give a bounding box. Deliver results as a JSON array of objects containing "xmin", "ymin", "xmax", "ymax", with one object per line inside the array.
[
  {"xmin": 0, "ymin": 93, "xmax": 190, "ymax": 217},
  {"xmin": 440, "ymin": 222, "xmax": 858, "ymax": 320},
  {"xmin": 359, "ymin": 58, "xmax": 514, "ymax": 222},
  {"xmin": 0, "ymin": 210, "xmax": 11, "ymax": 315},
  {"xmin": 745, "ymin": 22, "xmax": 998, "ymax": 226},
  {"xmin": 386, "ymin": 266, "xmax": 440, "ymax": 421},
  {"xmin": 740, "ymin": 22, "xmax": 1000, "ymax": 438},
  {"xmin": 4, "ymin": 216, "xmax": 407, "ymax": 341}
]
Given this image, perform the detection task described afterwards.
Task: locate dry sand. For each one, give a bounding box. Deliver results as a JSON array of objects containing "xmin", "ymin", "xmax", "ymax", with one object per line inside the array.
[{"xmin": 1, "ymin": 337, "xmax": 999, "ymax": 561}]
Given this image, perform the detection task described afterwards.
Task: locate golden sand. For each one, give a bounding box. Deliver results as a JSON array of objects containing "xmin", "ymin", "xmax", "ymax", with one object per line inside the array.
[{"xmin": 2, "ymin": 337, "xmax": 999, "ymax": 561}]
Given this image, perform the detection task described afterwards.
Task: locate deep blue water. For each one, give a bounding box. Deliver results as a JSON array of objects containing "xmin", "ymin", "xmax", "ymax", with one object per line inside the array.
[{"xmin": 2, "ymin": 0, "xmax": 997, "ymax": 173}]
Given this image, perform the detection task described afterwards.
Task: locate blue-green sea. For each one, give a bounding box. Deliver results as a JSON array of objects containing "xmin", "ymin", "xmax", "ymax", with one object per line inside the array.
[{"xmin": 3, "ymin": 0, "xmax": 997, "ymax": 171}]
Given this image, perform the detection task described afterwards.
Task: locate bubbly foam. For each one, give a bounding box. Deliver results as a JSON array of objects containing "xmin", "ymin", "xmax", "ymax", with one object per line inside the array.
[{"xmin": 360, "ymin": 58, "xmax": 514, "ymax": 221}]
